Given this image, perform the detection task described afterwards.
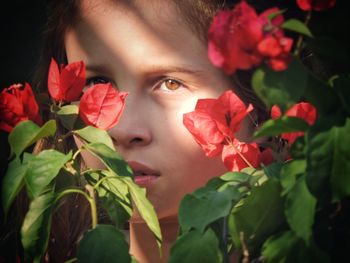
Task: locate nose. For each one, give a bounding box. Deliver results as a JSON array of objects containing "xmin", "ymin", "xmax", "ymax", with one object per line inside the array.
[{"xmin": 108, "ymin": 95, "xmax": 152, "ymax": 150}]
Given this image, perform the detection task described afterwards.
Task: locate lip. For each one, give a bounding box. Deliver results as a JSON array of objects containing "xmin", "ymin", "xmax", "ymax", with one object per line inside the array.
[{"xmin": 127, "ymin": 161, "xmax": 160, "ymax": 187}]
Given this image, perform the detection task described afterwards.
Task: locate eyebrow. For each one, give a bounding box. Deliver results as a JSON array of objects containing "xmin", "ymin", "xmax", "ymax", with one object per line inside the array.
[{"xmin": 85, "ymin": 63, "xmax": 205, "ymax": 77}]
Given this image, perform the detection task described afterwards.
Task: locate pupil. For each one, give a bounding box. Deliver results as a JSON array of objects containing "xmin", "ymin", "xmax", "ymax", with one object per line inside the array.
[{"xmin": 165, "ymin": 79, "xmax": 179, "ymax": 90}]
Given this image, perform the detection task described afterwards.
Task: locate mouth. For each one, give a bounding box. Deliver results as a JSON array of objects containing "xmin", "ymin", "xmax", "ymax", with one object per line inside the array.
[{"xmin": 127, "ymin": 161, "xmax": 160, "ymax": 187}]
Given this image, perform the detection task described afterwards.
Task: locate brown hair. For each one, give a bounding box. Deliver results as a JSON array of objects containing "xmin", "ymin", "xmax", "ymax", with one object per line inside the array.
[{"xmin": 27, "ymin": 0, "xmax": 268, "ymax": 261}]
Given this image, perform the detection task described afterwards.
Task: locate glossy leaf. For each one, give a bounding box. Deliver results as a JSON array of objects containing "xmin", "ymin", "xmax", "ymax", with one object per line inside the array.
[
  {"xmin": 21, "ymin": 191, "xmax": 55, "ymax": 262},
  {"xmin": 25, "ymin": 150, "xmax": 72, "ymax": 198},
  {"xmin": 306, "ymin": 119, "xmax": 350, "ymax": 203},
  {"xmin": 282, "ymin": 19, "xmax": 313, "ymax": 37},
  {"xmin": 2, "ymin": 157, "xmax": 27, "ymax": 215},
  {"xmin": 56, "ymin": 104, "xmax": 78, "ymax": 130},
  {"xmin": 229, "ymin": 179, "xmax": 286, "ymax": 254},
  {"xmin": 254, "ymin": 116, "xmax": 309, "ymax": 138},
  {"xmin": 285, "ymin": 175, "xmax": 316, "ymax": 243},
  {"xmin": 77, "ymin": 224, "xmax": 131, "ymax": 263},
  {"xmin": 84, "ymin": 143, "xmax": 133, "ymax": 177},
  {"xmin": 8, "ymin": 120, "xmax": 56, "ymax": 158},
  {"xmin": 121, "ymin": 177, "xmax": 162, "ymax": 247},
  {"xmin": 179, "ymin": 185, "xmax": 240, "ymax": 232},
  {"xmin": 169, "ymin": 228, "xmax": 222, "ymax": 263},
  {"xmin": 74, "ymin": 126, "xmax": 114, "ymax": 150}
]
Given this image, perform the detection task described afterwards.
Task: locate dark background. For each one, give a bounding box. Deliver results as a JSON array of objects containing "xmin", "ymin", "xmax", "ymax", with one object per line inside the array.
[
  {"xmin": 0, "ymin": 0, "xmax": 46, "ymax": 177},
  {"xmin": 0, "ymin": 1, "xmax": 46, "ymax": 260}
]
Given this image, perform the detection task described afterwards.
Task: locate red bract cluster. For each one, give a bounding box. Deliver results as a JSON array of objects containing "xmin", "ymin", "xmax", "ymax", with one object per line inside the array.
[
  {"xmin": 0, "ymin": 83, "xmax": 42, "ymax": 132},
  {"xmin": 271, "ymin": 102, "xmax": 317, "ymax": 144},
  {"xmin": 48, "ymin": 58, "xmax": 85, "ymax": 102},
  {"xmin": 183, "ymin": 90, "xmax": 261, "ymax": 171},
  {"xmin": 208, "ymin": 1, "xmax": 293, "ymax": 74},
  {"xmin": 79, "ymin": 83, "xmax": 128, "ymax": 130},
  {"xmin": 296, "ymin": 0, "xmax": 336, "ymax": 11}
]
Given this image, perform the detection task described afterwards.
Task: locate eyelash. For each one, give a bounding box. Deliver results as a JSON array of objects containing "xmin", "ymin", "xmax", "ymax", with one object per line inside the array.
[{"xmin": 85, "ymin": 76, "xmax": 111, "ymax": 87}]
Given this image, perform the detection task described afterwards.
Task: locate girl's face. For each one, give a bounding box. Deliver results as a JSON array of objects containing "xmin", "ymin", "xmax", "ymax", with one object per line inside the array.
[{"xmin": 65, "ymin": 0, "xmax": 251, "ymax": 221}]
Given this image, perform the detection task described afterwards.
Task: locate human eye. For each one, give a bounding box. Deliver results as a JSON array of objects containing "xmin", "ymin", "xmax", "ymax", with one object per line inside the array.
[
  {"xmin": 157, "ymin": 78, "xmax": 185, "ymax": 92},
  {"xmin": 85, "ymin": 76, "xmax": 111, "ymax": 87}
]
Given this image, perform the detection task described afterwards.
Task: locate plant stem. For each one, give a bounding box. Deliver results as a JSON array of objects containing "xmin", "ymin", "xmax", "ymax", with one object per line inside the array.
[
  {"xmin": 231, "ymin": 143, "xmax": 254, "ymax": 168},
  {"xmin": 85, "ymin": 184, "xmax": 98, "ymax": 228},
  {"xmin": 54, "ymin": 187, "xmax": 98, "ymax": 229},
  {"xmin": 222, "ymin": 216, "xmax": 229, "ymax": 263},
  {"xmin": 295, "ymin": 10, "xmax": 312, "ymax": 58}
]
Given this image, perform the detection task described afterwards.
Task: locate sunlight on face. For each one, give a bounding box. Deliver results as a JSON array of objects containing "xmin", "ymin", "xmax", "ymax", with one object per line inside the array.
[{"xmin": 65, "ymin": 0, "xmax": 251, "ymax": 221}]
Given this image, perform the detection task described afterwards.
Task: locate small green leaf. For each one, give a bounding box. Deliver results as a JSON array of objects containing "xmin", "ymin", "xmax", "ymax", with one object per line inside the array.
[
  {"xmin": 77, "ymin": 224, "xmax": 131, "ymax": 263},
  {"xmin": 169, "ymin": 228, "xmax": 222, "ymax": 263},
  {"xmin": 21, "ymin": 191, "xmax": 55, "ymax": 262},
  {"xmin": 84, "ymin": 143, "xmax": 133, "ymax": 177},
  {"xmin": 229, "ymin": 179, "xmax": 286, "ymax": 254},
  {"xmin": 280, "ymin": 160, "xmax": 306, "ymax": 195},
  {"xmin": 254, "ymin": 116, "xmax": 309, "ymax": 138},
  {"xmin": 121, "ymin": 177, "xmax": 162, "ymax": 247},
  {"xmin": 2, "ymin": 157, "xmax": 28, "ymax": 215},
  {"xmin": 57, "ymin": 104, "xmax": 78, "ymax": 130},
  {"xmin": 74, "ymin": 126, "xmax": 114, "ymax": 150},
  {"xmin": 8, "ymin": 120, "xmax": 56, "ymax": 158},
  {"xmin": 179, "ymin": 186, "xmax": 240, "ymax": 232},
  {"xmin": 285, "ymin": 175, "xmax": 316, "ymax": 243},
  {"xmin": 25, "ymin": 150, "xmax": 72, "ymax": 198},
  {"xmin": 263, "ymin": 162, "xmax": 284, "ymax": 180},
  {"xmin": 282, "ymin": 19, "xmax": 313, "ymax": 38}
]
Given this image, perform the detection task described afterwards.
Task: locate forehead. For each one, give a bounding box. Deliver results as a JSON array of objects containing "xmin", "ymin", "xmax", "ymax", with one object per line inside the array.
[{"xmin": 65, "ymin": 0, "xmax": 207, "ymax": 74}]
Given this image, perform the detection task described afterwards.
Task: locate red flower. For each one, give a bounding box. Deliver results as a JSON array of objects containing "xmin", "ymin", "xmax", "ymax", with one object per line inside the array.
[
  {"xmin": 0, "ymin": 83, "xmax": 42, "ymax": 132},
  {"xmin": 208, "ymin": 1, "xmax": 293, "ymax": 73},
  {"xmin": 79, "ymin": 83, "xmax": 128, "ymax": 130},
  {"xmin": 183, "ymin": 90, "xmax": 260, "ymax": 171},
  {"xmin": 183, "ymin": 90, "xmax": 253, "ymax": 157},
  {"xmin": 208, "ymin": 1, "xmax": 263, "ymax": 74},
  {"xmin": 296, "ymin": 0, "xmax": 336, "ymax": 11},
  {"xmin": 48, "ymin": 58, "xmax": 85, "ymax": 102},
  {"xmin": 271, "ymin": 102, "xmax": 317, "ymax": 144},
  {"xmin": 222, "ymin": 140, "xmax": 260, "ymax": 171}
]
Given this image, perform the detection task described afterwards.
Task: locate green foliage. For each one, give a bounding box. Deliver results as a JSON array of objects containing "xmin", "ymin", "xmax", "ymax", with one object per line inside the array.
[
  {"xmin": 8, "ymin": 120, "xmax": 56, "ymax": 158},
  {"xmin": 77, "ymin": 224, "xmax": 131, "ymax": 263},
  {"xmin": 74, "ymin": 125, "xmax": 115, "ymax": 150},
  {"xmin": 282, "ymin": 19, "xmax": 313, "ymax": 38},
  {"xmin": 56, "ymin": 104, "xmax": 78, "ymax": 130}
]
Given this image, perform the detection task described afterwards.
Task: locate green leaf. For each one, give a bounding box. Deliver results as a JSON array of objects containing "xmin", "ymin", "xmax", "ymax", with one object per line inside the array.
[
  {"xmin": 262, "ymin": 231, "xmax": 329, "ymax": 263},
  {"xmin": 121, "ymin": 177, "xmax": 162, "ymax": 247},
  {"xmin": 282, "ymin": 19, "xmax": 313, "ymax": 38},
  {"xmin": 280, "ymin": 160, "xmax": 306, "ymax": 195},
  {"xmin": 254, "ymin": 116, "xmax": 309, "ymax": 138},
  {"xmin": 169, "ymin": 228, "xmax": 222, "ymax": 263},
  {"xmin": 252, "ymin": 60, "xmax": 308, "ymax": 111},
  {"xmin": 84, "ymin": 143, "xmax": 133, "ymax": 177},
  {"xmin": 306, "ymin": 119, "xmax": 350, "ymax": 203},
  {"xmin": 179, "ymin": 186, "xmax": 241, "ymax": 232},
  {"xmin": 74, "ymin": 126, "xmax": 114, "ymax": 150},
  {"xmin": 77, "ymin": 224, "xmax": 131, "ymax": 263},
  {"xmin": 2, "ymin": 157, "xmax": 28, "ymax": 215},
  {"xmin": 21, "ymin": 191, "xmax": 55, "ymax": 262},
  {"xmin": 332, "ymin": 74, "xmax": 350, "ymax": 115},
  {"xmin": 285, "ymin": 175, "xmax": 316, "ymax": 243},
  {"xmin": 100, "ymin": 195, "xmax": 131, "ymax": 228},
  {"xmin": 25, "ymin": 150, "xmax": 72, "ymax": 198},
  {"xmin": 8, "ymin": 120, "xmax": 56, "ymax": 158},
  {"xmin": 56, "ymin": 104, "xmax": 78, "ymax": 130},
  {"xmin": 263, "ymin": 162, "xmax": 284, "ymax": 180},
  {"xmin": 229, "ymin": 179, "xmax": 286, "ymax": 254}
]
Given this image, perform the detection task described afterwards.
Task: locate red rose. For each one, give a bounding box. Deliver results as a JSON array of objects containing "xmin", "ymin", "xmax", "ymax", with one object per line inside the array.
[
  {"xmin": 271, "ymin": 102, "xmax": 317, "ymax": 144},
  {"xmin": 208, "ymin": 1, "xmax": 263, "ymax": 74},
  {"xmin": 48, "ymin": 58, "xmax": 86, "ymax": 102},
  {"xmin": 79, "ymin": 83, "xmax": 128, "ymax": 130},
  {"xmin": 296, "ymin": 0, "xmax": 336, "ymax": 11},
  {"xmin": 0, "ymin": 83, "xmax": 42, "ymax": 132}
]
